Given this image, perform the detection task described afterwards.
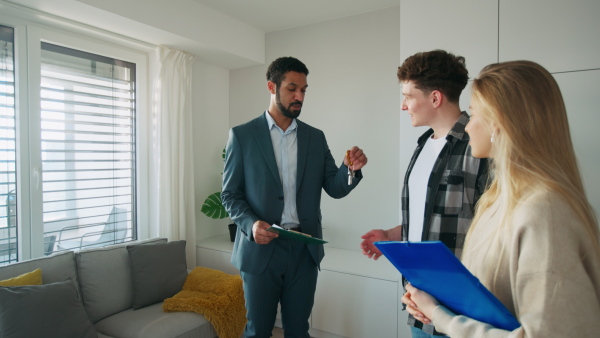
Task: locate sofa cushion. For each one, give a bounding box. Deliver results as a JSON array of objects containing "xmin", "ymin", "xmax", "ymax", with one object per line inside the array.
[
  {"xmin": 75, "ymin": 237, "xmax": 167, "ymax": 323},
  {"xmin": 0, "ymin": 278, "xmax": 97, "ymax": 338},
  {"xmin": 127, "ymin": 240, "xmax": 187, "ymax": 309},
  {"xmin": 0, "ymin": 268, "xmax": 42, "ymax": 286},
  {"xmin": 94, "ymin": 302, "xmax": 216, "ymax": 338},
  {"xmin": 0, "ymin": 251, "xmax": 78, "ymax": 288}
]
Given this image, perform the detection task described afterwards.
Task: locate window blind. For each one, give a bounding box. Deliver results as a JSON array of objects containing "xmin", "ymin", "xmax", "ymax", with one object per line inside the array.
[
  {"xmin": 40, "ymin": 43, "xmax": 137, "ymax": 252},
  {"xmin": 0, "ymin": 25, "xmax": 17, "ymax": 265}
]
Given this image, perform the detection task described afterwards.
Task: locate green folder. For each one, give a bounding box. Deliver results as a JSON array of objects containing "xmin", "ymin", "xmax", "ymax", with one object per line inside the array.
[{"xmin": 266, "ymin": 226, "xmax": 328, "ymax": 245}]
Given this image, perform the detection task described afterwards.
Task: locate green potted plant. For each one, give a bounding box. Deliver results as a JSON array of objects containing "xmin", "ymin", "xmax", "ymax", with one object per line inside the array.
[{"xmin": 200, "ymin": 148, "xmax": 236, "ymax": 242}]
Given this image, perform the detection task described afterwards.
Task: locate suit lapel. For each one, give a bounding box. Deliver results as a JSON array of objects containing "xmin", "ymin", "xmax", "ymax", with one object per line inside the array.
[
  {"xmin": 252, "ymin": 113, "xmax": 282, "ymax": 189},
  {"xmin": 296, "ymin": 120, "xmax": 308, "ymax": 191}
]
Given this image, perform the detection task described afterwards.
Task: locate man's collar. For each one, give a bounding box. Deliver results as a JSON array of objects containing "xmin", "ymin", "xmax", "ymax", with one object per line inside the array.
[
  {"xmin": 265, "ymin": 110, "xmax": 297, "ymax": 132},
  {"xmin": 447, "ymin": 111, "xmax": 470, "ymax": 140},
  {"xmin": 417, "ymin": 111, "xmax": 470, "ymax": 144}
]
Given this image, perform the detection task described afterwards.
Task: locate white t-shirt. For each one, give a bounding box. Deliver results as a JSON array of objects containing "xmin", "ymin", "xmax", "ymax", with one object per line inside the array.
[{"xmin": 407, "ymin": 135, "xmax": 447, "ymax": 242}]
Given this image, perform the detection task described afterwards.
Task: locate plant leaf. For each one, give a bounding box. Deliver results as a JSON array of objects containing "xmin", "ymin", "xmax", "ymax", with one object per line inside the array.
[{"xmin": 201, "ymin": 192, "xmax": 229, "ymax": 219}]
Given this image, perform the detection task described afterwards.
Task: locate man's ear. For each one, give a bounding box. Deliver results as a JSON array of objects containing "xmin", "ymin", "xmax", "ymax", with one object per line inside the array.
[
  {"xmin": 431, "ymin": 90, "xmax": 443, "ymax": 108},
  {"xmin": 267, "ymin": 81, "xmax": 276, "ymax": 94}
]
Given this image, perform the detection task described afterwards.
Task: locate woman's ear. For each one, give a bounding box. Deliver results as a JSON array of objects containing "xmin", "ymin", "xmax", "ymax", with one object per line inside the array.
[
  {"xmin": 491, "ymin": 124, "xmax": 501, "ymax": 143},
  {"xmin": 493, "ymin": 124, "xmax": 501, "ymax": 136}
]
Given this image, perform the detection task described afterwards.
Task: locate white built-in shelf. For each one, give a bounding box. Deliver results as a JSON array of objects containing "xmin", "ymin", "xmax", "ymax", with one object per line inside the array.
[
  {"xmin": 197, "ymin": 234, "xmax": 234, "ymax": 252},
  {"xmin": 320, "ymin": 246, "xmax": 400, "ymax": 282}
]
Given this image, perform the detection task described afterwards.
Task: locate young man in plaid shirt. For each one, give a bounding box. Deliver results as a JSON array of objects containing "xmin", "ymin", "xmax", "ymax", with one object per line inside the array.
[{"xmin": 360, "ymin": 50, "xmax": 489, "ymax": 338}]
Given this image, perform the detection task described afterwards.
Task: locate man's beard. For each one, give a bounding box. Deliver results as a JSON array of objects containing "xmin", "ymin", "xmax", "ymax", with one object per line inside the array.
[{"xmin": 276, "ymin": 88, "xmax": 302, "ymax": 119}]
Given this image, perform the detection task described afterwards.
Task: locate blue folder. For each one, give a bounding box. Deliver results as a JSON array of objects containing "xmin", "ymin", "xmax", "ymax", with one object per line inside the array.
[{"xmin": 374, "ymin": 241, "xmax": 520, "ymax": 331}]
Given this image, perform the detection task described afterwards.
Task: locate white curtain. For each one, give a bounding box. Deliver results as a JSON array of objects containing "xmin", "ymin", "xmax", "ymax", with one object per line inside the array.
[{"xmin": 149, "ymin": 46, "xmax": 196, "ymax": 267}]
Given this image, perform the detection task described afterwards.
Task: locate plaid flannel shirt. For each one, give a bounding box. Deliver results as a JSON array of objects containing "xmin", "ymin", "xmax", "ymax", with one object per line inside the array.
[{"xmin": 402, "ymin": 112, "xmax": 489, "ymax": 335}]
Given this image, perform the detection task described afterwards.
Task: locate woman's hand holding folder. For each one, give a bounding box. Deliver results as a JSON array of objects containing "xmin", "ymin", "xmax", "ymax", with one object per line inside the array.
[{"xmin": 403, "ymin": 283, "xmax": 439, "ymax": 325}]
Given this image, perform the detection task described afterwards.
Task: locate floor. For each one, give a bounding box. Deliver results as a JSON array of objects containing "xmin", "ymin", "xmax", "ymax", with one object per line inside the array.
[
  {"xmin": 271, "ymin": 327, "xmax": 285, "ymax": 338},
  {"xmin": 271, "ymin": 326, "xmax": 346, "ymax": 338}
]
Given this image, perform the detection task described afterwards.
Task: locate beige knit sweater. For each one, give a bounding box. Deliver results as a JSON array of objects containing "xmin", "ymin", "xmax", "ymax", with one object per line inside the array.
[{"xmin": 432, "ymin": 189, "xmax": 600, "ymax": 337}]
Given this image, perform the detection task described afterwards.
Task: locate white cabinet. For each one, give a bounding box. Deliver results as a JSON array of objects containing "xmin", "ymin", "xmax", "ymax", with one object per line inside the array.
[
  {"xmin": 499, "ymin": 0, "xmax": 600, "ymax": 73},
  {"xmin": 196, "ymin": 235, "xmax": 404, "ymax": 338},
  {"xmin": 554, "ymin": 70, "xmax": 600, "ymax": 220},
  {"xmin": 313, "ymin": 270, "xmax": 398, "ymax": 337},
  {"xmin": 314, "ymin": 248, "xmax": 401, "ymax": 338}
]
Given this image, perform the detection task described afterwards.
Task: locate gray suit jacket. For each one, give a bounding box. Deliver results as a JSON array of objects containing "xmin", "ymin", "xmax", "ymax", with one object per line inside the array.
[{"xmin": 222, "ymin": 113, "xmax": 362, "ymax": 274}]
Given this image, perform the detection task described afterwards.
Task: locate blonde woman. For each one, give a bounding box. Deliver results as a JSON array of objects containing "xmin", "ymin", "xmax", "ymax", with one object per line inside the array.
[{"xmin": 402, "ymin": 60, "xmax": 600, "ymax": 337}]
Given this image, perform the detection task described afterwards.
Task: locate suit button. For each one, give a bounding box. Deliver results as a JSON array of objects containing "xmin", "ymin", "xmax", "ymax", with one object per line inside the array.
[{"xmin": 278, "ymin": 196, "xmax": 284, "ymax": 200}]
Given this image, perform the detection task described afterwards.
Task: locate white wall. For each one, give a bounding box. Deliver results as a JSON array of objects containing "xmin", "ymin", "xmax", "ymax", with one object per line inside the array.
[
  {"xmin": 191, "ymin": 60, "xmax": 232, "ymax": 240},
  {"xmin": 229, "ymin": 8, "xmax": 401, "ymax": 251},
  {"xmin": 399, "ymin": 1, "xmax": 499, "ymax": 192}
]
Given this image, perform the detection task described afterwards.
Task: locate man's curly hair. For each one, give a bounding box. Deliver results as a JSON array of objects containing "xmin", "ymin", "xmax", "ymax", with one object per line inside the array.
[
  {"xmin": 266, "ymin": 57, "xmax": 309, "ymax": 88},
  {"xmin": 397, "ymin": 50, "xmax": 468, "ymax": 103}
]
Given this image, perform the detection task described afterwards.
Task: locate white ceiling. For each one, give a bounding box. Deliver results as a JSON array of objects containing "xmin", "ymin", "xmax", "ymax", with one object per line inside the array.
[
  {"xmin": 193, "ymin": 0, "xmax": 400, "ymax": 33},
  {"xmin": 2, "ymin": 0, "xmax": 400, "ymax": 68}
]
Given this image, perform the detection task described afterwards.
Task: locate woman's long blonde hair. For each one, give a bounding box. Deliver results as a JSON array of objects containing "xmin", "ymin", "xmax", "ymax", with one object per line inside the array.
[{"xmin": 464, "ymin": 61, "xmax": 599, "ymax": 279}]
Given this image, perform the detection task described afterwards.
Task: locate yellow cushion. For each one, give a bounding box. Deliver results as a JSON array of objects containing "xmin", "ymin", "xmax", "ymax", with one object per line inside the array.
[{"xmin": 0, "ymin": 269, "xmax": 43, "ymax": 286}]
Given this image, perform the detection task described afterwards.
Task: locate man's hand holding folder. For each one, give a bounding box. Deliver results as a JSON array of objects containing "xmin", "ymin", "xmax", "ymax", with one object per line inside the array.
[{"xmin": 266, "ymin": 225, "xmax": 328, "ymax": 245}]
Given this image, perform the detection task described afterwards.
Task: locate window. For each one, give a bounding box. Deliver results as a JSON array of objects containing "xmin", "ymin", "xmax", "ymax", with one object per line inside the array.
[
  {"xmin": 40, "ymin": 43, "xmax": 137, "ymax": 254},
  {"xmin": 0, "ymin": 18, "xmax": 148, "ymax": 265},
  {"xmin": 0, "ymin": 25, "xmax": 16, "ymax": 265}
]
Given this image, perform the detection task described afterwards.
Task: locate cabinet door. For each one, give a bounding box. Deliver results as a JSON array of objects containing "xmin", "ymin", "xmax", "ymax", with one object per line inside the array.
[{"xmin": 312, "ymin": 270, "xmax": 398, "ymax": 338}]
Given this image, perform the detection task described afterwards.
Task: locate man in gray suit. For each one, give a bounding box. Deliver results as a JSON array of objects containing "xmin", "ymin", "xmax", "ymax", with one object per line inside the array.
[{"xmin": 222, "ymin": 56, "xmax": 367, "ymax": 338}]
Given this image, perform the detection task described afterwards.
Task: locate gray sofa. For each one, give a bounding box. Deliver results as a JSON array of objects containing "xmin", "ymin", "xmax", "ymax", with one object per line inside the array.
[{"xmin": 0, "ymin": 238, "xmax": 218, "ymax": 338}]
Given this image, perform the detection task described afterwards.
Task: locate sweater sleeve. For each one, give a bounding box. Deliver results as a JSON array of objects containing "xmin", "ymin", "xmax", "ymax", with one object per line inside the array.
[
  {"xmin": 431, "ymin": 191, "xmax": 600, "ymax": 337},
  {"xmin": 432, "ymin": 305, "xmax": 513, "ymax": 338},
  {"xmin": 433, "ymin": 272, "xmax": 600, "ymax": 337}
]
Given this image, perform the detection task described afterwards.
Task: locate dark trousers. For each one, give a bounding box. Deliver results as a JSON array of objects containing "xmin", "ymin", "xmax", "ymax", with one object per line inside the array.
[{"xmin": 241, "ymin": 237, "xmax": 318, "ymax": 338}]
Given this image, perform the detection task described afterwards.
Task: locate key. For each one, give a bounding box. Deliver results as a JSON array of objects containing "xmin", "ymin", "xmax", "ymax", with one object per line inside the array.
[{"xmin": 347, "ymin": 150, "xmax": 354, "ymax": 185}]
